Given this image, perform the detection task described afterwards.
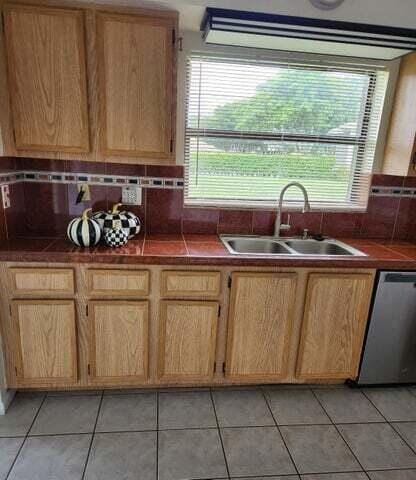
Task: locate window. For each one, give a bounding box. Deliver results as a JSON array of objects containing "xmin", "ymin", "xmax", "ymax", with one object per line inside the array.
[{"xmin": 184, "ymin": 53, "xmax": 389, "ymax": 210}]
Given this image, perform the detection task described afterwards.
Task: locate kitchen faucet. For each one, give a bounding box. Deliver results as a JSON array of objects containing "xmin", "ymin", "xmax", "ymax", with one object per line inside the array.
[{"xmin": 274, "ymin": 182, "xmax": 311, "ymax": 237}]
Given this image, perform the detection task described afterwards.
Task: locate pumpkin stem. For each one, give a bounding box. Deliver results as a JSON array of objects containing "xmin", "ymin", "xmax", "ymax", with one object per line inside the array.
[
  {"xmin": 82, "ymin": 208, "xmax": 92, "ymax": 221},
  {"xmin": 111, "ymin": 203, "xmax": 123, "ymax": 214}
]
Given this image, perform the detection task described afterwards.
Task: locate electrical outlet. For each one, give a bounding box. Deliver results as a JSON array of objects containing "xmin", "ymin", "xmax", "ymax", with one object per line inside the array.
[
  {"xmin": 1, "ymin": 184, "xmax": 10, "ymax": 209},
  {"xmin": 122, "ymin": 186, "xmax": 142, "ymax": 205},
  {"xmin": 77, "ymin": 183, "xmax": 91, "ymax": 202}
]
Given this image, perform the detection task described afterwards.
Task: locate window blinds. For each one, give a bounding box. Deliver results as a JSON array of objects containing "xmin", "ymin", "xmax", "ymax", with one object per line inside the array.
[{"xmin": 184, "ymin": 53, "xmax": 389, "ymax": 210}]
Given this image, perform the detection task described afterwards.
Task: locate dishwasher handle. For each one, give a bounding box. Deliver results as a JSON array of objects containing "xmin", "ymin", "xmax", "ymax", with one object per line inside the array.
[{"xmin": 384, "ymin": 273, "xmax": 416, "ymax": 283}]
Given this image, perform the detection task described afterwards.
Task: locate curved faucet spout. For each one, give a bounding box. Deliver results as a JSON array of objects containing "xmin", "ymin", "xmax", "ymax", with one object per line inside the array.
[{"xmin": 274, "ymin": 182, "xmax": 311, "ymax": 237}]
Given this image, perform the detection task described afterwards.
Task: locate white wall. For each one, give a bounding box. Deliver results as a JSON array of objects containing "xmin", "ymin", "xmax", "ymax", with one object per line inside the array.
[
  {"xmin": 76, "ymin": 0, "xmax": 416, "ymax": 31},
  {"xmin": 0, "ymin": 350, "xmax": 15, "ymax": 415},
  {"xmin": 175, "ymin": 0, "xmax": 416, "ymax": 30}
]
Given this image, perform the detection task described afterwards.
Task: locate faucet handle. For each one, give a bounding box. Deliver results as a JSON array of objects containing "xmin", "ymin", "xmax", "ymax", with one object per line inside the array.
[{"xmin": 280, "ymin": 213, "xmax": 291, "ymax": 231}]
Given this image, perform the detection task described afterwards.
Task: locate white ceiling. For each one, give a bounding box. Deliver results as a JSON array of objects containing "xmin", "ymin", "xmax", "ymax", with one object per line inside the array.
[{"xmin": 77, "ymin": 0, "xmax": 416, "ymax": 31}]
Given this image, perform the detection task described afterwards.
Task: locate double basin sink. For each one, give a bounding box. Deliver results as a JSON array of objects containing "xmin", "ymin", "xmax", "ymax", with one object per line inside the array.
[{"xmin": 220, "ymin": 236, "xmax": 366, "ymax": 257}]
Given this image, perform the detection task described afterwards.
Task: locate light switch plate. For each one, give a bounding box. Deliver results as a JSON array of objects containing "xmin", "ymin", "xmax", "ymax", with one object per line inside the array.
[
  {"xmin": 122, "ymin": 186, "xmax": 142, "ymax": 205},
  {"xmin": 1, "ymin": 184, "xmax": 10, "ymax": 209}
]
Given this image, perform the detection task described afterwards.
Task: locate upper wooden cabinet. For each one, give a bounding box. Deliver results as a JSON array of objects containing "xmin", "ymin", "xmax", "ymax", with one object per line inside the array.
[
  {"xmin": 10, "ymin": 300, "xmax": 77, "ymax": 385},
  {"xmin": 3, "ymin": 4, "xmax": 90, "ymax": 152},
  {"xmin": 296, "ymin": 273, "xmax": 374, "ymax": 380},
  {"xmin": 383, "ymin": 53, "xmax": 416, "ymax": 176},
  {"xmin": 97, "ymin": 12, "xmax": 176, "ymax": 160},
  {"xmin": 226, "ymin": 272, "xmax": 297, "ymax": 381}
]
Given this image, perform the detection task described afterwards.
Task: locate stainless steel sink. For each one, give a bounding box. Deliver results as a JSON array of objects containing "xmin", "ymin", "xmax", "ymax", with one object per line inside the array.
[
  {"xmin": 220, "ymin": 235, "xmax": 366, "ymax": 257},
  {"xmin": 224, "ymin": 237, "xmax": 292, "ymax": 255},
  {"xmin": 284, "ymin": 239, "xmax": 364, "ymax": 256}
]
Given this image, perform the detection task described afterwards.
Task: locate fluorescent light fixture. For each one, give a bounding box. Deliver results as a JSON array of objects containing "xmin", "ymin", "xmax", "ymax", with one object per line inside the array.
[{"xmin": 201, "ymin": 8, "xmax": 416, "ymax": 60}]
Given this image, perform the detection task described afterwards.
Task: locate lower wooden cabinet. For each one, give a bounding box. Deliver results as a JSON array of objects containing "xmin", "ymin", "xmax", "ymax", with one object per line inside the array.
[
  {"xmin": 158, "ymin": 300, "xmax": 219, "ymax": 382},
  {"xmin": 296, "ymin": 273, "xmax": 374, "ymax": 379},
  {"xmin": 11, "ymin": 300, "xmax": 77, "ymax": 385},
  {"xmin": 2, "ymin": 265, "xmax": 376, "ymax": 389},
  {"xmin": 226, "ymin": 272, "xmax": 297, "ymax": 380},
  {"xmin": 88, "ymin": 301, "xmax": 149, "ymax": 384}
]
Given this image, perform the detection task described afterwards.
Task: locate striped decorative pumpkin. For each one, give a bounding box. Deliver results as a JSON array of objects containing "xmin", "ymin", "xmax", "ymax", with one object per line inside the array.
[{"xmin": 67, "ymin": 208, "xmax": 101, "ymax": 247}]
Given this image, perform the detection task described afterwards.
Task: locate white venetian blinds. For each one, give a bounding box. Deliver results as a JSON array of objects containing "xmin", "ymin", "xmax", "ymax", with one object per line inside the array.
[{"xmin": 184, "ymin": 53, "xmax": 389, "ymax": 210}]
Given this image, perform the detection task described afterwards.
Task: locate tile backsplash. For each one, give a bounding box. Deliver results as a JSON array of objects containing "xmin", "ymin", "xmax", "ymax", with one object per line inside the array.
[{"xmin": 0, "ymin": 157, "xmax": 415, "ymax": 243}]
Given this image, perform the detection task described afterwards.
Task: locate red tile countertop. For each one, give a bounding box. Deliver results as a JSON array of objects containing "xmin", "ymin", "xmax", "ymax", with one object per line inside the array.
[{"xmin": 0, "ymin": 234, "xmax": 416, "ymax": 269}]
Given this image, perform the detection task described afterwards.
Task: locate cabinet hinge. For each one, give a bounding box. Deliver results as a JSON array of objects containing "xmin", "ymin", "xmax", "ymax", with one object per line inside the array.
[
  {"xmin": 9, "ymin": 304, "xmax": 12, "ymax": 315},
  {"xmin": 1, "ymin": 13, "xmax": 5, "ymax": 32},
  {"xmin": 86, "ymin": 305, "xmax": 88, "ymax": 316},
  {"xmin": 87, "ymin": 364, "xmax": 91, "ymax": 375},
  {"xmin": 169, "ymin": 138, "xmax": 173, "ymax": 153},
  {"xmin": 218, "ymin": 305, "xmax": 221, "ymax": 317},
  {"xmin": 14, "ymin": 366, "xmax": 17, "ymax": 375},
  {"xmin": 172, "ymin": 28, "xmax": 176, "ymax": 45},
  {"xmin": 11, "ymin": 127, "xmax": 16, "ymax": 145},
  {"xmin": 228, "ymin": 276, "xmax": 232, "ymax": 288},
  {"xmin": 222, "ymin": 362, "xmax": 226, "ymax": 373},
  {"xmin": 214, "ymin": 361, "xmax": 216, "ymax": 372}
]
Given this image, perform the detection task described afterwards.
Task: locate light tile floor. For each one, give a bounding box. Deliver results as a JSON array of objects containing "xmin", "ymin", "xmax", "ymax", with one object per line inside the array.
[{"xmin": 1, "ymin": 386, "xmax": 416, "ymax": 479}]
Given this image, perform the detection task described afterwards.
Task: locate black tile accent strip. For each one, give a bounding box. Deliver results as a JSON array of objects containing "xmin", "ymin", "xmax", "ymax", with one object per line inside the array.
[{"xmin": 371, "ymin": 186, "xmax": 416, "ymax": 197}]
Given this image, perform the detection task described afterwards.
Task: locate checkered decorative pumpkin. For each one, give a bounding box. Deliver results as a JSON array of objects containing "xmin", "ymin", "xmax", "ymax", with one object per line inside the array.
[
  {"xmin": 104, "ymin": 220, "xmax": 129, "ymax": 248},
  {"xmin": 93, "ymin": 203, "xmax": 141, "ymax": 239},
  {"xmin": 67, "ymin": 208, "xmax": 101, "ymax": 247}
]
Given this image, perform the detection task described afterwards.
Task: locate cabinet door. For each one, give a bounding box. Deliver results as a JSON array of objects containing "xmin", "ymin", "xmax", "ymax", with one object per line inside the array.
[
  {"xmin": 296, "ymin": 273, "xmax": 374, "ymax": 380},
  {"xmin": 4, "ymin": 5, "xmax": 89, "ymax": 152},
  {"xmin": 88, "ymin": 301, "xmax": 148, "ymax": 384},
  {"xmin": 158, "ymin": 301, "xmax": 219, "ymax": 382},
  {"xmin": 97, "ymin": 12, "xmax": 175, "ymax": 159},
  {"xmin": 226, "ymin": 273, "xmax": 297, "ymax": 380},
  {"xmin": 11, "ymin": 300, "xmax": 77, "ymax": 385},
  {"xmin": 383, "ymin": 52, "xmax": 416, "ymax": 176}
]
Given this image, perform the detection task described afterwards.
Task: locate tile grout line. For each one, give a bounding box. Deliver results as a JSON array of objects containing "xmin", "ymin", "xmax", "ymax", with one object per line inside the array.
[
  {"xmin": 228, "ymin": 466, "xmax": 416, "ymax": 478},
  {"xmin": 260, "ymin": 386, "xmax": 301, "ymax": 477},
  {"xmin": 5, "ymin": 393, "xmax": 47, "ymax": 480},
  {"xmin": 362, "ymin": 388, "xmax": 416, "ymax": 458},
  {"xmin": 81, "ymin": 390, "xmax": 104, "ymax": 480},
  {"xmin": 209, "ymin": 388, "xmax": 232, "ymax": 479},
  {"xmin": 310, "ymin": 388, "xmax": 370, "ymax": 478}
]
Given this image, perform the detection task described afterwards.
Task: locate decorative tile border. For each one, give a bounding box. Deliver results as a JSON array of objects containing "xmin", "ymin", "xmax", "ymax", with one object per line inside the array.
[
  {"xmin": 0, "ymin": 170, "xmax": 184, "ymax": 189},
  {"xmin": 0, "ymin": 171, "xmax": 412, "ymax": 198},
  {"xmin": 371, "ymin": 186, "xmax": 416, "ymax": 198},
  {"xmin": 0, "ymin": 171, "xmax": 24, "ymax": 185}
]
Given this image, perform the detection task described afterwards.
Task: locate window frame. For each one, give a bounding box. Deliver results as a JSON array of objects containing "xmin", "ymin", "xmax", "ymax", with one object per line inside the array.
[{"xmin": 176, "ymin": 32, "xmax": 400, "ymax": 211}]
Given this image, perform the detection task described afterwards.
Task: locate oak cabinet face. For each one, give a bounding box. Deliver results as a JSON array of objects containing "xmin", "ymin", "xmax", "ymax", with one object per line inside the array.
[
  {"xmin": 98, "ymin": 13, "xmax": 175, "ymax": 159},
  {"xmin": 88, "ymin": 301, "xmax": 149, "ymax": 384},
  {"xmin": 11, "ymin": 300, "xmax": 77, "ymax": 385},
  {"xmin": 4, "ymin": 5, "xmax": 90, "ymax": 152},
  {"xmin": 296, "ymin": 273, "xmax": 373, "ymax": 379},
  {"xmin": 226, "ymin": 273, "xmax": 297, "ymax": 380},
  {"xmin": 158, "ymin": 301, "xmax": 219, "ymax": 382}
]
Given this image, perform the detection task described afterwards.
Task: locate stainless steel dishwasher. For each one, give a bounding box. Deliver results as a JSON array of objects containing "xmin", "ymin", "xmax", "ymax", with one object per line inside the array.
[{"xmin": 357, "ymin": 271, "xmax": 416, "ymax": 385}]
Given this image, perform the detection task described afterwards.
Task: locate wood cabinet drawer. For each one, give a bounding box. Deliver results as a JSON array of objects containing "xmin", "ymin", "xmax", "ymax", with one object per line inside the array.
[
  {"xmin": 87, "ymin": 269, "xmax": 149, "ymax": 296},
  {"xmin": 9, "ymin": 268, "xmax": 75, "ymax": 296},
  {"xmin": 161, "ymin": 271, "xmax": 221, "ymax": 298}
]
